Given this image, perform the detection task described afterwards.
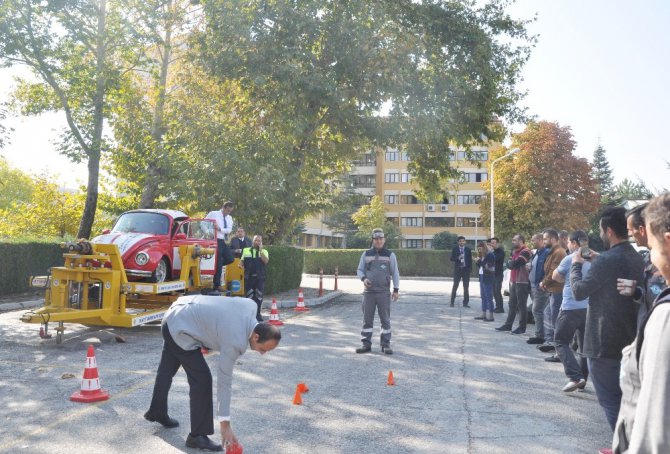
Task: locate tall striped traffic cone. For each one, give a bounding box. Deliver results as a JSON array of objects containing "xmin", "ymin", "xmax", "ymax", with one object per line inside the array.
[
  {"xmin": 70, "ymin": 345, "xmax": 109, "ymax": 402},
  {"xmin": 294, "ymin": 288, "xmax": 309, "ymax": 312},
  {"xmin": 268, "ymin": 298, "xmax": 284, "ymax": 326}
]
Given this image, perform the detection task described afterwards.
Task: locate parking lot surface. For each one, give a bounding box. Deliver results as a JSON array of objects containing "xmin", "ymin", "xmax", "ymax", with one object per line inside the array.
[{"xmin": 0, "ymin": 278, "xmax": 612, "ymax": 453}]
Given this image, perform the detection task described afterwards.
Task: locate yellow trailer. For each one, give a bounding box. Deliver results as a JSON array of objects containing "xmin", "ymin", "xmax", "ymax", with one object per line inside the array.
[{"xmin": 21, "ymin": 242, "xmax": 217, "ymax": 343}]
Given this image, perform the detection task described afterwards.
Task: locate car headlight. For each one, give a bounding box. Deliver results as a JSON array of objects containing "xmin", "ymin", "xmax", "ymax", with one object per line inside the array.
[{"xmin": 135, "ymin": 252, "xmax": 150, "ymax": 266}]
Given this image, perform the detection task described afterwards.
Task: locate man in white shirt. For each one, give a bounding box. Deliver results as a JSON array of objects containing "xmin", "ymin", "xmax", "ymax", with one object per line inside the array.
[{"xmin": 206, "ymin": 201, "xmax": 234, "ymax": 290}]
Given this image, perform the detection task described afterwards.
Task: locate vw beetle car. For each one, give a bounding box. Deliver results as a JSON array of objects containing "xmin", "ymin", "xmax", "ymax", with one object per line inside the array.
[{"xmin": 91, "ymin": 209, "xmax": 217, "ymax": 282}]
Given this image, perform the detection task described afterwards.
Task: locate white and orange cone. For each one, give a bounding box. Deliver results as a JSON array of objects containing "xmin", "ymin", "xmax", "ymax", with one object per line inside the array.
[
  {"xmin": 294, "ymin": 288, "xmax": 309, "ymax": 312},
  {"xmin": 70, "ymin": 345, "xmax": 109, "ymax": 403},
  {"xmin": 268, "ymin": 298, "xmax": 284, "ymax": 326}
]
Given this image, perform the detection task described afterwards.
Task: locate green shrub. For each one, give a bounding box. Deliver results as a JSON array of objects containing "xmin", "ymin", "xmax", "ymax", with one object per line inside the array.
[
  {"xmin": 265, "ymin": 245, "xmax": 304, "ymax": 294},
  {"xmin": 304, "ymin": 248, "xmax": 480, "ymax": 277},
  {"xmin": 0, "ymin": 240, "xmax": 63, "ymax": 295}
]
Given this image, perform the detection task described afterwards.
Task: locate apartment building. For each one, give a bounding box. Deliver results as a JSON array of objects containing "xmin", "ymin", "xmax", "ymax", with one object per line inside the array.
[{"xmin": 298, "ymin": 146, "xmax": 491, "ymax": 249}]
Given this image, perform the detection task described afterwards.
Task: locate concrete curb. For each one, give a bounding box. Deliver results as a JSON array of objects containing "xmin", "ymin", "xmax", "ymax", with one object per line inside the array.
[{"xmin": 271, "ymin": 290, "xmax": 343, "ymax": 309}]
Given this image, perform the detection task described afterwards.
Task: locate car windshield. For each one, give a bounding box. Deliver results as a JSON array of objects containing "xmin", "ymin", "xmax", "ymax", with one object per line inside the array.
[{"xmin": 112, "ymin": 212, "xmax": 170, "ymax": 235}]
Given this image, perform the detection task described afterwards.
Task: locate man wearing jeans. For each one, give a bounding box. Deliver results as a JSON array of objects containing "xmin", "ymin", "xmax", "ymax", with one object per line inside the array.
[
  {"xmin": 527, "ymin": 233, "xmax": 549, "ymax": 344},
  {"xmin": 552, "ymin": 230, "xmax": 591, "ymax": 392},
  {"xmin": 495, "ymin": 234, "xmax": 532, "ymax": 334},
  {"xmin": 571, "ymin": 207, "xmax": 644, "ymax": 431}
]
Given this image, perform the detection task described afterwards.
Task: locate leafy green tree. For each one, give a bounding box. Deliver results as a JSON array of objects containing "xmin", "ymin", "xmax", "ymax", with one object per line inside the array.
[
  {"xmin": 0, "ymin": 157, "xmax": 33, "ymax": 210},
  {"xmin": 480, "ymin": 121, "xmax": 599, "ymax": 240},
  {"xmin": 0, "ymin": 0, "xmax": 128, "ymax": 239},
  {"xmin": 195, "ymin": 0, "xmax": 532, "ymax": 233},
  {"xmin": 432, "ymin": 231, "xmax": 460, "ymax": 250},
  {"xmin": 351, "ymin": 196, "xmax": 401, "ymax": 248},
  {"xmin": 613, "ymin": 178, "xmax": 653, "ymax": 200},
  {"xmin": 322, "ymin": 186, "xmax": 366, "ymax": 248},
  {"xmin": 0, "ymin": 103, "xmax": 12, "ymax": 149},
  {"xmin": 592, "ymin": 144, "xmax": 616, "ymax": 205}
]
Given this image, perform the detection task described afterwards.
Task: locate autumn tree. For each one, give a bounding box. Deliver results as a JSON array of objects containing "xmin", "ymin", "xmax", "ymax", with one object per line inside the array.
[
  {"xmin": 0, "ymin": 157, "xmax": 33, "ymax": 210},
  {"xmin": 480, "ymin": 121, "xmax": 599, "ymax": 240},
  {"xmin": 0, "ymin": 0, "xmax": 129, "ymax": 238},
  {"xmin": 351, "ymin": 196, "xmax": 401, "ymax": 249}
]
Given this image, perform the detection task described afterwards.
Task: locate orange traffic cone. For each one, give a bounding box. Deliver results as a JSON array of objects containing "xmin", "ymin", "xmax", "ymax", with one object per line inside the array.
[
  {"xmin": 387, "ymin": 370, "xmax": 396, "ymax": 386},
  {"xmin": 70, "ymin": 345, "xmax": 110, "ymax": 402},
  {"xmin": 297, "ymin": 382, "xmax": 309, "ymax": 393},
  {"xmin": 294, "ymin": 288, "xmax": 309, "ymax": 312},
  {"xmin": 268, "ymin": 298, "xmax": 284, "ymax": 326},
  {"xmin": 292, "ymin": 385, "xmax": 303, "ymax": 405},
  {"xmin": 225, "ymin": 442, "xmax": 244, "ymax": 454}
]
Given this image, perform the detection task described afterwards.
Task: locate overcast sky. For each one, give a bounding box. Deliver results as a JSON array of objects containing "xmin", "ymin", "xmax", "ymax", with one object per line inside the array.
[{"xmin": 1, "ymin": 0, "xmax": 668, "ymax": 191}]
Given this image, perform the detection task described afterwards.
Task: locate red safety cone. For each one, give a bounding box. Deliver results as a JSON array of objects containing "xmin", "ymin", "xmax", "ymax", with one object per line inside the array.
[
  {"xmin": 268, "ymin": 298, "xmax": 284, "ymax": 326},
  {"xmin": 387, "ymin": 370, "xmax": 396, "ymax": 386},
  {"xmin": 292, "ymin": 385, "xmax": 303, "ymax": 405},
  {"xmin": 296, "ymin": 382, "xmax": 309, "ymax": 393},
  {"xmin": 294, "ymin": 288, "xmax": 309, "ymax": 312},
  {"xmin": 70, "ymin": 345, "xmax": 110, "ymax": 402}
]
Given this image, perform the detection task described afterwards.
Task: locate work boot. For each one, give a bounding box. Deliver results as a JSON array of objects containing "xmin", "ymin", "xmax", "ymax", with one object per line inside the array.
[
  {"xmin": 381, "ymin": 345, "xmax": 393, "ymax": 355},
  {"xmin": 356, "ymin": 345, "xmax": 372, "ymax": 354}
]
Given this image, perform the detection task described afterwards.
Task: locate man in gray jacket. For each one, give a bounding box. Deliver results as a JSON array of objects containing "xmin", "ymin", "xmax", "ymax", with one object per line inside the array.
[
  {"xmin": 571, "ymin": 206, "xmax": 643, "ymax": 431},
  {"xmin": 145, "ymin": 295, "xmax": 281, "ymax": 451},
  {"xmin": 355, "ymin": 228, "xmax": 400, "ymax": 354}
]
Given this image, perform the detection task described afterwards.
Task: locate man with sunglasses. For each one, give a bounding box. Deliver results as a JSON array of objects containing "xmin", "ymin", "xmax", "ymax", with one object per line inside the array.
[{"xmin": 355, "ymin": 228, "xmax": 400, "ymax": 354}]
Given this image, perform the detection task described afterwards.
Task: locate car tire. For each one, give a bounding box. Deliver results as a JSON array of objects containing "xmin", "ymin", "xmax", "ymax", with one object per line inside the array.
[{"xmin": 151, "ymin": 257, "xmax": 170, "ymax": 283}]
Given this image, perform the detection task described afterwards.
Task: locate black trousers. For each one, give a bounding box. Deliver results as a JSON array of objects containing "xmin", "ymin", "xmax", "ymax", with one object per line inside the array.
[
  {"xmin": 493, "ymin": 274, "xmax": 504, "ymax": 310},
  {"xmin": 245, "ymin": 275, "xmax": 265, "ymax": 322},
  {"xmin": 213, "ymin": 238, "xmax": 233, "ymax": 288},
  {"xmin": 451, "ymin": 267, "xmax": 470, "ymax": 304},
  {"xmin": 148, "ymin": 324, "xmax": 213, "ymax": 436},
  {"xmin": 503, "ymin": 283, "xmax": 530, "ymax": 330}
]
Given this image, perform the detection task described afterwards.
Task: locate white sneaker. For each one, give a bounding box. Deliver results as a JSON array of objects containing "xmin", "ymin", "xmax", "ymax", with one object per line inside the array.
[{"xmin": 562, "ymin": 378, "xmax": 586, "ymax": 392}]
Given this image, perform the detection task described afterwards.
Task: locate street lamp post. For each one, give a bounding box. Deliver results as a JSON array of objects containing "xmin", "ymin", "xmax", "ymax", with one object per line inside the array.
[{"xmin": 489, "ymin": 148, "xmax": 520, "ymax": 238}]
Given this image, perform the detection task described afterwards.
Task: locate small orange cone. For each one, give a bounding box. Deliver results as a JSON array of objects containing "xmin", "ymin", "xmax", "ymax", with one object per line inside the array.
[
  {"xmin": 268, "ymin": 298, "xmax": 284, "ymax": 326},
  {"xmin": 297, "ymin": 382, "xmax": 309, "ymax": 393},
  {"xmin": 294, "ymin": 288, "xmax": 309, "ymax": 312},
  {"xmin": 387, "ymin": 370, "xmax": 396, "ymax": 386},
  {"xmin": 292, "ymin": 385, "xmax": 303, "ymax": 405},
  {"xmin": 70, "ymin": 345, "xmax": 110, "ymax": 402},
  {"xmin": 226, "ymin": 442, "xmax": 244, "ymax": 454}
]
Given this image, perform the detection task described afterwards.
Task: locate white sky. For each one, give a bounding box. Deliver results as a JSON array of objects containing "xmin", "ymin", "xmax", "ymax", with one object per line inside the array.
[{"xmin": 1, "ymin": 0, "xmax": 668, "ymax": 191}]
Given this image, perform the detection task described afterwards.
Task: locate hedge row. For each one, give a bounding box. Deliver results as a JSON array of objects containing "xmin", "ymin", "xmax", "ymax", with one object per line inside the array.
[
  {"xmin": 264, "ymin": 245, "xmax": 304, "ymax": 294},
  {"xmin": 0, "ymin": 242, "xmax": 304, "ymax": 297},
  {"xmin": 0, "ymin": 241, "xmax": 64, "ymax": 295},
  {"xmin": 303, "ymin": 249, "xmax": 477, "ymax": 277}
]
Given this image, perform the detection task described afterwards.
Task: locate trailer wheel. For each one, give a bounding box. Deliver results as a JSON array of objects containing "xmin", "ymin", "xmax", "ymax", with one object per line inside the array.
[{"xmin": 151, "ymin": 258, "xmax": 169, "ymax": 283}]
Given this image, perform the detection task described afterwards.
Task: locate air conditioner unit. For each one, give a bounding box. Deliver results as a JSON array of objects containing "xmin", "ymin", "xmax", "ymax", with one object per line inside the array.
[
  {"xmin": 427, "ymin": 204, "xmax": 435, "ymax": 212},
  {"xmin": 440, "ymin": 205, "xmax": 448, "ymax": 212}
]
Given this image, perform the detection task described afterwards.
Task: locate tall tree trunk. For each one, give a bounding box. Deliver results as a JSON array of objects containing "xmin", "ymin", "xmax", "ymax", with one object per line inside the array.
[
  {"xmin": 139, "ymin": 0, "xmax": 172, "ymax": 209},
  {"xmin": 77, "ymin": 0, "xmax": 106, "ymax": 238}
]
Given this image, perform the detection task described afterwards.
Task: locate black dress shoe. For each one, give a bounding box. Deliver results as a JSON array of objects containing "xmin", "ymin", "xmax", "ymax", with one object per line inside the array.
[
  {"xmin": 526, "ymin": 337, "xmax": 544, "ymax": 344},
  {"xmin": 538, "ymin": 343, "xmax": 556, "ymax": 352},
  {"xmin": 495, "ymin": 325, "xmax": 511, "ymax": 332},
  {"xmin": 544, "ymin": 354, "xmax": 561, "ymax": 363},
  {"xmin": 355, "ymin": 345, "xmax": 372, "ymax": 354},
  {"xmin": 493, "ymin": 308, "xmax": 505, "ymax": 314},
  {"xmin": 511, "ymin": 327, "xmax": 526, "ymax": 335},
  {"xmin": 144, "ymin": 411, "xmax": 179, "ymax": 428},
  {"xmin": 186, "ymin": 434, "xmax": 223, "ymax": 451}
]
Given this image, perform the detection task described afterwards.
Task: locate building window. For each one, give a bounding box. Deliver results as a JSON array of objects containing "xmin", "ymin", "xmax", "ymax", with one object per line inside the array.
[
  {"xmin": 352, "ymin": 153, "xmax": 376, "ymax": 166},
  {"xmin": 399, "ymin": 195, "xmax": 419, "ymax": 204},
  {"xmin": 425, "ymin": 217, "xmax": 455, "ymax": 227},
  {"xmin": 400, "ymin": 151, "xmax": 411, "ymax": 161},
  {"xmin": 456, "ymin": 217, "xmax": 481, "ymax": 228},
  {"xmin": 456, "ymin": 195, "xmax": 482, "ymax": 205},
  {"xmin": 386, "ymin": 217, "xmax": 399, "ymax": 226},
  {"xmin": 400, "ymin": 173, "xmax": 411, "ymax": 183},
  {"xmin": 425, "ymin": 239, "xmax": 432, "ymax": 249},
  {"xmin": 463, "ymin": 172, "xmax": 488, "ymax": 182},
  {"xmin": 385, "ymin": 173, "xmax": 399, "ymax": 183},
  {"xmin": 384, "ymin": 195, "xmax": 398, "ymax": 204},
  {"xmin": 385, "ymin": 151, "xmax": 399, "ymax": 161},
  {"xmin": 305, "ymin": 234, "xmax": 313, "ymax": 247},
  {"xmin": 350, "ymin": 175, "xmax": 376, "ymax": 188},
  {"xmin": 457, "ymin": 151, "xmax": 488, "ymax": 161},
  {"xmin": 401, "ymin": 217, "xmax": 423, "ymax": 227},
  {"xmin": 404, "ymin": 239, "xmax": 423, "ymax": 249}
]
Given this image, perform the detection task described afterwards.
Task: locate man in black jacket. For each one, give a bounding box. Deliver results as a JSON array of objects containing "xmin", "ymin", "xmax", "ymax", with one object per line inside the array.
[
  {"xmin": 230, "ymin": 227, "xmax": 252, "ymax": 259},
  {"xmin": 450, "ymin": 236, "xmax": 472, "ymax": 307},
  {"xmin": 490, "ymin": 237, "xmax": 506, "ymax": 313},
  {"xmin": 571, "ymin": 206, "xmax": 644, "ymax": 431}
]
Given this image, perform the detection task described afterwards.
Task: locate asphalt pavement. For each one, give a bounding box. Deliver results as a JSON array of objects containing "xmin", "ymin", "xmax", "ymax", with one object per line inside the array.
[{"xmin": 0, "ymin": 276, "xmax": 613, "ymax": 453}]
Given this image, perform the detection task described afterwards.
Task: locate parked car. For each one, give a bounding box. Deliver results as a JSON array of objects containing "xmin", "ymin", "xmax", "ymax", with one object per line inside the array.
[{"xmin": 91, "ymin": 209, "xmax": 217, "ymax": 282}]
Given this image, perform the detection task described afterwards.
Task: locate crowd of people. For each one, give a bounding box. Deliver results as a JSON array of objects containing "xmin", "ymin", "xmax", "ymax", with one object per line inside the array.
[{"xmin": 453, "ymin": 196, "xmax": 670, "ymax": 453}]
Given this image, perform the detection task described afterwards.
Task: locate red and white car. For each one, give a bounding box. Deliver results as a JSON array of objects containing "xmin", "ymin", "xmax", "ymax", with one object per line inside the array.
[{"xmin": 91, "ymin": 209, "xmax": 217, "ymax": 282}]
